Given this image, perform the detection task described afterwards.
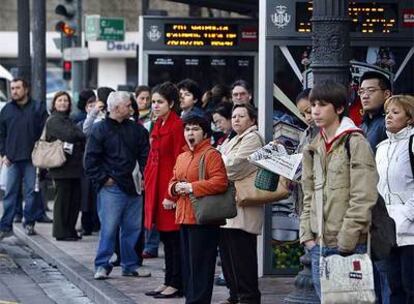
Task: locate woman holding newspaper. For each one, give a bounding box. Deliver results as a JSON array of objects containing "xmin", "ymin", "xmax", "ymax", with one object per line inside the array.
[{"xmin": 219, "ymin": 103, "xmax": 264, "ymax": 304}]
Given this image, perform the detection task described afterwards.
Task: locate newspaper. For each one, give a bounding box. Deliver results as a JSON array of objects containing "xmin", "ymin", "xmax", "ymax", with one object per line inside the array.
[{"xmin": 248, "ymin": 143, "xmax": 302, "ymax": 181}]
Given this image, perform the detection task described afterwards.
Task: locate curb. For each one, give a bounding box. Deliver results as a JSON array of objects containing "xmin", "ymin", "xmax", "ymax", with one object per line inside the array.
[{"xmin": 14, "ymin": 225, "xmax": 136, "ymax": 304}]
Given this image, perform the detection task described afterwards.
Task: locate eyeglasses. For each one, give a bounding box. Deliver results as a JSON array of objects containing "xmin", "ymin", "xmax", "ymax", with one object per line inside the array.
[{"xmin": 357, "ymin": 88, "xmax": 384, "ymax": 96}]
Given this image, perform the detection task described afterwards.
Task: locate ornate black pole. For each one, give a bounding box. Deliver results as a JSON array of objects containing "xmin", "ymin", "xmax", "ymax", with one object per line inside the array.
[
  {"xmin": 17, "ymin": 0, "xmax": 31, "ymax": 82},
  {"xmin": 285, "ymin": 1, "xmax": 350, "ymax": 303},
  {"xmin": 311, "ymin": 0, "xmax": 351, "ymax": 87}
]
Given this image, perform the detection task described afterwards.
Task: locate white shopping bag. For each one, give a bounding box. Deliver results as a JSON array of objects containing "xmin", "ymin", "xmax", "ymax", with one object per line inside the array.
[{"xmin": 0, "ymin": 164, "xmax": 8, "ymax": 191}]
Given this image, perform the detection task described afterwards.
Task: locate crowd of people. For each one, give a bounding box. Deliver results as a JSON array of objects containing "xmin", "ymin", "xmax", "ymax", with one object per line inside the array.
[{"xmin": 0, "ymin": 71, "xmax": 413, "ymax": 304}]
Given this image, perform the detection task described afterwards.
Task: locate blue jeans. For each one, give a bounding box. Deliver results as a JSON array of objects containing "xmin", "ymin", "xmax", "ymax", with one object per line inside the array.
[
  {"xmin": 0, "ymin": 161, "xmax": 37, "ymax": 231},
  {"xmin": 374, "ymin": 259, "xmax": 390, "ymax": 304},
  {"xmin": 15, "ymin": 189, "xmax": 46, "ymax": 220},
  {"xmin": 95, "ymin": 185, "xmax": 142, "ymax": 273},
  {"xmin": 144, "ymin": 225, "xmax": 160, "ymax": 256},
  {"xmin": 309, "ymin": 244, "xmax": 367, "ymax": 299}
]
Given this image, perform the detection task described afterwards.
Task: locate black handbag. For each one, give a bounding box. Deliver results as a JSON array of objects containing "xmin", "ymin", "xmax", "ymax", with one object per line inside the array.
[{"xmin": 189, "ymin": 149, "xmax": 237, "ymax": 225}]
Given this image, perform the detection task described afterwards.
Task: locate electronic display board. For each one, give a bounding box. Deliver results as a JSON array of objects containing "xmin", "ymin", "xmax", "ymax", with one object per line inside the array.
[
  {"xmin": 164, "ymin": 23, "xmax": 239, "ymax": 47},
  {"xmin": 296, "ymin": 2, "xmax": 399, "ymax": 33},
  {"xmin": 143, "ymin": 17, "xmax": 258, "ymax": 51}
]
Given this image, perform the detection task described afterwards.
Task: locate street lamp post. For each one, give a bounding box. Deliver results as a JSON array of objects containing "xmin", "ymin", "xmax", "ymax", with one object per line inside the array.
[
  {"xmin": 310, "ymin": 0, "xmax": 351, "ymax": 86},
  {"xmin": 17, "ymin": 0, "xmax": 31, "ymax": 82}
]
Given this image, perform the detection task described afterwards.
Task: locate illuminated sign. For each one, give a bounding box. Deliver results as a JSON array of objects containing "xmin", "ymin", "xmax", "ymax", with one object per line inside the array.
[
  {"xmin": 143, "ymin": 18, "xmax": 258, "ymax": 51},
  {"xmin": 164, "ymin": 23, "xmax": 239, "ymax": 47},
  {"xmin": 402, "ymin": 9, "xmax": 414, "ymax": 27},
  {"xmin": 296, "ymin": 2, "xmax": 399, "ymax": 33}
]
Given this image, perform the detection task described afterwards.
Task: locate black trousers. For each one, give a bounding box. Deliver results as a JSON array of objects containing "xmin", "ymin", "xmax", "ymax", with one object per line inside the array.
[
  {"xmin": 388, "ymin": 245, "xmax": 414, "ymax": 304},
  {"xmin": 219, "ymin": 228, "xmax": 261, "ymax": 304},
  {"xmin": 80, "ymin": 177, "xmax": 100, "ymax": 233},
  {"xmin": 181, "ymin": 224, "xmax": 219, "ymax": 304},
  {"xmin": 160, "ymin": 230, "xmax": 182, "ymax": 290},
  {"xmin": 52, "ymin": 178, "xmax": 81, "ymax": 239}
]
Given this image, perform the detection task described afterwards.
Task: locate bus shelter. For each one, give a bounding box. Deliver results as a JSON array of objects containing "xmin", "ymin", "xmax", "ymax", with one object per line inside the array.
[{"xmin": 259, "ymin": 0, "xmax": 414, "ymax": 275}]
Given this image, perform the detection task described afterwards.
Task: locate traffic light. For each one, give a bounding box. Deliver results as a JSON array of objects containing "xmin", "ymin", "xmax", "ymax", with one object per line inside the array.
[
  {"xmin": 63, "ymin": 61, "xmax": 72, "ymax": 80},
  {"xmin": 55, "ymin": 0, "xmax": 77, "ymax": 37}
]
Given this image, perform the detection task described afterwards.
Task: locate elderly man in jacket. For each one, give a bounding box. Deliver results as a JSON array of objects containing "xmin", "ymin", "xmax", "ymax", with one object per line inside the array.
[{"xmin": 84, "ymin": 91, "xmax": 150, "ymax": 280}]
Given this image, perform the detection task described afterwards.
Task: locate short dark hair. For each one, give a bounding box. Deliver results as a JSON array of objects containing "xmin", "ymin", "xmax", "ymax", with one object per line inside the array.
[
  {"xmin": 152, "ymin": 81, "xmax": 180, "ymax": 115},
  {"xmin": 295, "ymin": 88, "xmax": 311, "ymax": 104},
  {"xmin": 78, "ymin": 89, "xmax": 96, "ymax": 111},
  {"xmin": 212, "ymin": 102, "xmax": 233, "ymax": 120},
  {"xmin": 231, "ymin": 79, "xmax": 251, "ymax": 94},
  {"xmin": 97, "ymin": 87, "xmax": 115, "ymax": 105},
  {"xmin": 177, "ymin": 79, "xmax": 202, "ymax": 105},
  {"xmin": 183, "ymin": 114, "xmax": 212, "ymax": 138},
  {"xmin": 11, "ymin": 78, "xmax": 30, "ymax": 89},
  {"xmin": 232, "ymin": 103, "xmax": 257, "ymax": 124},
  {"xmin": 211, "ymin": 84, "xmax": 231, "ymax": 103},
  {"xmin": 360, "ymin": 71, "xmax": 392, "ymax": 91},
  {"xmin": 51, "ymin": 91, "xmax": 72, "ymax": 114},
  {"xmin": 309, "ymin": 81, "xmax": 347, "ymax": 118},
  {"xmin": 135, "ymin": 85, "xmax": 151, "ymax": 97}
]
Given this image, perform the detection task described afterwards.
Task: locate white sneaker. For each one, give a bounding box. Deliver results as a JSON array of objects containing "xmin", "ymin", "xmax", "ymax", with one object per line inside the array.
[{"xmin": 94, "ymin": 267, "xmax": 109, "ymax": 280}]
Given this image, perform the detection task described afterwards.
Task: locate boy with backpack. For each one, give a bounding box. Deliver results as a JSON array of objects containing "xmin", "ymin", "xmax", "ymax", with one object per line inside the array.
[{"xmin": 299, "ymin": 80, "xmax": 379, "ymax": 298}]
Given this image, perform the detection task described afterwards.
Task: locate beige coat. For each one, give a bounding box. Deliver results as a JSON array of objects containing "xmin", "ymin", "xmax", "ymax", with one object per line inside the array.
[
  {"xmin": 300, "ymin": 123, "xmax": 378, "ymax": 252},
  {"xmin": 221, "ymin": 125, "xmax": 264, "ymax": 235}
]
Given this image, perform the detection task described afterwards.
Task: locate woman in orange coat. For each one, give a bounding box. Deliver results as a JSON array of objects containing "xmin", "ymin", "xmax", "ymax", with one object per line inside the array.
[
  {"xmin": 169, "ymin": 114, "xmax": 229, "ymax": 304},
  {"xmin": 144, "ymin": 82, "xmax": 185, "ymax": 298}
]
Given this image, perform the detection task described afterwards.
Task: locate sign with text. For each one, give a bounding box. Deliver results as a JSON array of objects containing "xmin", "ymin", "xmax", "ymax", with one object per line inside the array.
[
  {"xmin": 85, "ymin": 15, "xmax": 125, "ymax": 41},
  {"xmin": 63, "ymin": 47, "xmax": 89, "ymax": 61},
  {"xmin": 143, "ymin": 17, "xmax": 257, "ymax": 51}
]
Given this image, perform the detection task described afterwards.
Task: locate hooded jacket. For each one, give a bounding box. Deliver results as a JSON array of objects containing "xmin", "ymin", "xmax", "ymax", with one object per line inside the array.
[
  {"xmin": 300, "ymin": 117, "xmax": 378, "ymax": 252},
  {"xmin": 376, "ymin": 126, "xmax": 414, "ymax": 246}
]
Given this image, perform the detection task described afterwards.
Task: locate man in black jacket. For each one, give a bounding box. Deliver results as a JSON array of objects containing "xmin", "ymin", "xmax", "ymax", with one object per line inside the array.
[
  {"xmin": 0, "ymin": 78, "xmax": 47, "ymax": 238},
  {"xmin": 84, "ymin": 91, "xmax": 150, "ymax": 280}
]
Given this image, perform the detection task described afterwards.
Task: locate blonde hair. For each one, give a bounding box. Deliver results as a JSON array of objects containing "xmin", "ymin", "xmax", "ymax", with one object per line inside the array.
[{"xmin": 384, "ymin": 95, "xmax": 414, "ymax": 126}]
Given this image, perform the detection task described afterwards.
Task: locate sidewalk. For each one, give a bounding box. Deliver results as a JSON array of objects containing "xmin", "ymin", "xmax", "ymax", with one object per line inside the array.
[{"xmin": 11, "ymin": 210, "xmax": 295, "ymax": 304}]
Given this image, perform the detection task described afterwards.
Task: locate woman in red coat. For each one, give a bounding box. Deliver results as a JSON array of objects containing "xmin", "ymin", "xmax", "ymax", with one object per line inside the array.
[{"xmin": 144, "ymin": 82, "xmax": 185, "ymax": 298}]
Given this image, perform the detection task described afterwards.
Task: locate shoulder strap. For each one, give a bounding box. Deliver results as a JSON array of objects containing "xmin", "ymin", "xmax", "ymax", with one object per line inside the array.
[
  {"xmin": 313, "ymin": 153, "xmax": 324, "ymax": 245},
  {"xmin": 343, "ymin": 132, "xmax": 372, "ymax": 255},
  {"xmin": 198, "ymin": 148, "xmax": 218, "ymax": 180},
  {"xmin": 344, "ymin": 133, "xmax": 351, "ymax": 160},
  {"xmin": 409, "ymin": 134, "xmax": 414, "ymax": 177},
  {"xmin": 39, "ymin": 116, "xmax": 53, "ymax": 141}
]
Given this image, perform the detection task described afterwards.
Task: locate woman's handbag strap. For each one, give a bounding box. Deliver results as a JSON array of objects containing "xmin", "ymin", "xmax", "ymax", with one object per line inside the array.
[{"xmin": 198, "ymin": 148, "xmax": 218, "ymax": 180}]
